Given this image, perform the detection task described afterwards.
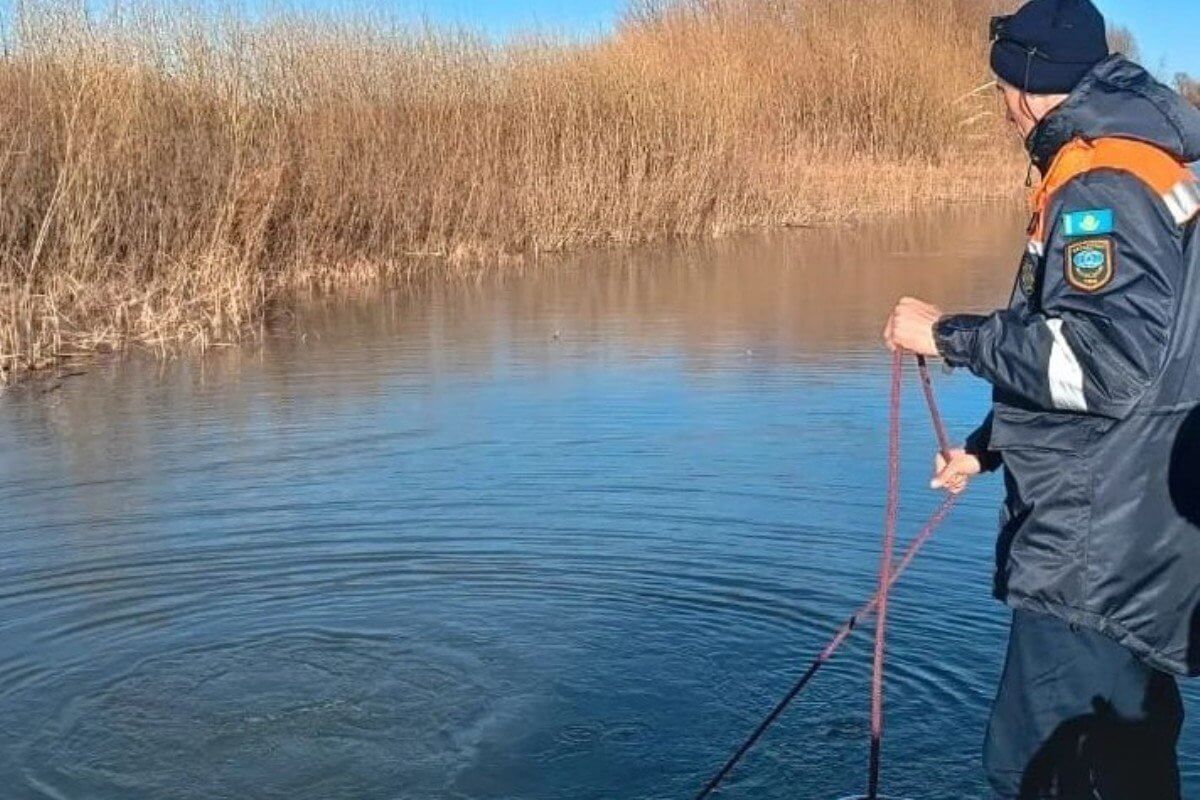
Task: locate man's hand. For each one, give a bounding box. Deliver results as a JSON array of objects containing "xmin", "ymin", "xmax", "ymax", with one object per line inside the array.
[
  {"xmin": 931, "ymin": 448, "xmax": 983, "ymax": 494},
  {"xmin": 883, "ymin": 297, "xmax": 942, "ymax": 356}
]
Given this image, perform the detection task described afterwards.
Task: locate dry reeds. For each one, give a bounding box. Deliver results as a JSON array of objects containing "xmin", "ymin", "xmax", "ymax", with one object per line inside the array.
[
  {"xmin": 1177, "ymin": 74, "xmax": 1200, "ymax": 109},
  {"xmin": 0, "ymin": 0, "xmax": 1020, "ymax": 379}
]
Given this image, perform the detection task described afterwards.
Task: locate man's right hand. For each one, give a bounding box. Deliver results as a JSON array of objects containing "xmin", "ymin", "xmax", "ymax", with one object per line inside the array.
[{"xmin": 932, "ymin": 448, "xmax": 983, "ymax": 494}]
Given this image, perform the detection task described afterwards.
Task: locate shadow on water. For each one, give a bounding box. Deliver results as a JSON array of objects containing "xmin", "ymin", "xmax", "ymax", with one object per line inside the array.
[
  {"xmin": 1168, "ymin": 404, "xmax": 1200, "ymax": 676},
  {"xmin": 1019, "ymin": 686, "xmax": 1183, "ymax": 800},
  {"xmin": 1168, "ymin": 406, "xmax": 1200, "ymax": 528}
]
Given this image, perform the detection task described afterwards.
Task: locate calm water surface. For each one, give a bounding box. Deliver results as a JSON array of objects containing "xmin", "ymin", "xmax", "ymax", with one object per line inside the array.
[{"xmin": 2, "ymin": 210, "xmax": 1197, "ymax": 799}]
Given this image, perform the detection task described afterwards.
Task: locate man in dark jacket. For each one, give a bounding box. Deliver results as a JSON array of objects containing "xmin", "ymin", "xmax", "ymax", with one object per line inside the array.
[{"xmin": 883, "ymin": 0, "xmax": 1200, "ymax": 797}]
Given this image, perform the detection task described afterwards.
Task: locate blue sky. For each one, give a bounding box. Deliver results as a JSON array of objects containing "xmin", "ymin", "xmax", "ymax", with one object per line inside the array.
[
  {"xmin": 365, "ymin": 0, "xmax": 1198, "ymax": 77},
  {"xmin": 1094, "ymin": 0, "xmax": 1199, "ymax": 77},
  {"xmin": 392, "ymin": 0, "xmax": 623, "ymax": 37}
]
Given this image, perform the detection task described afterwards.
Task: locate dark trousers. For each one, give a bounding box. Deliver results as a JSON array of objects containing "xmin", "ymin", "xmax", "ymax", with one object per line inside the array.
[{"xmin": 984, "ymin": 610, "xmax": 1183, "ymax": 800}]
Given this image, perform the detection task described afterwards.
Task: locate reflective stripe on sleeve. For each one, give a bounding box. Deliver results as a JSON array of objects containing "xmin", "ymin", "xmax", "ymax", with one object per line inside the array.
[
  {"xmin": 1046, "ymin": 319, "xmax": 1088, "ymax": 412},
  {"xmin": 1164, "ymin": 181, "xmax": 1200, "ymax": 226}
]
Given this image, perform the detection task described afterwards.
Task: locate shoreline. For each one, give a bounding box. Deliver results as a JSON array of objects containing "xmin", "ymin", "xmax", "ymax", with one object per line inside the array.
[
  {"xmin": 0, "ymin": 170, "xmax": 1023, "ymax": 386},
  {"xmin": 0, "ymin": 0, "xmax": 1018, "ymax": 384}
]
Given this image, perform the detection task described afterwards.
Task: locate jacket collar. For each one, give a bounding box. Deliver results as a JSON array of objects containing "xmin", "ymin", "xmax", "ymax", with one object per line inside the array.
[
  {"xmin": 1024, "ymin": 54, "xmax": 1200, "ymax": 173},
  {"xmin": 1023, "ymin": 58, "xmax": 1112, "ymax": 173},
  {"xmin": 1026, "ymin": 104, "xmax": 1068, "ymax": 174}
]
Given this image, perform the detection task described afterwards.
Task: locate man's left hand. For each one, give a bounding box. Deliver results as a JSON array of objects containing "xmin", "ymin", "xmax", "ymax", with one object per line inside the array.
[{"xmin": 883, "ymin": 297, "xmax": 943, "ymax": 356}]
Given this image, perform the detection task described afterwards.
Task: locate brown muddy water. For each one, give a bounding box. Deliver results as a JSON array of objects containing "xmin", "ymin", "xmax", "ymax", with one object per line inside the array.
[{"xmin": 1, "ymin": 208, "xmax": 1197, "ymax": 799}]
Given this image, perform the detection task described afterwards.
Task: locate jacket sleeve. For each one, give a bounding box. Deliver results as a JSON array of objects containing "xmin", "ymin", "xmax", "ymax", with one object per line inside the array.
[
  {"xmin": 964, "ymin": 413, "xmax": 1002, "ymax": 473},
  {"xmin": 934, "ymin": 171, "xmax": 1181, "ymax": 420}
]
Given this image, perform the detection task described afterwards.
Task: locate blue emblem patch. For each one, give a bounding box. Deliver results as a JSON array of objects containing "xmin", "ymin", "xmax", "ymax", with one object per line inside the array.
[
  {"xmin": 1062, "ymin": 209, "xmax": 1114, "ymax": 237},
  {"xmin": 1064, "ymin": 237, "xmax": 1115, "ymax": 292}
]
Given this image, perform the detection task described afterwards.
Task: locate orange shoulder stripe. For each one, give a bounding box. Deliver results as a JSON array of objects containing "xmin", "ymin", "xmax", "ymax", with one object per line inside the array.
[{"xmin": 1030, "ymin": 137, "xmax": 1199, "ymax": 243}]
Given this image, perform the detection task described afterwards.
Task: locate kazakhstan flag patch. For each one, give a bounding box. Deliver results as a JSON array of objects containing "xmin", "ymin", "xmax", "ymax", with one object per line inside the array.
[{"xmin": 1062, "ymin": 209, "xmax": 1114, "ymax": 237}]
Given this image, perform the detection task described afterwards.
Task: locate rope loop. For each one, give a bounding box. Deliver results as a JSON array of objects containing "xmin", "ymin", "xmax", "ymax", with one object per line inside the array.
[{"xmin": 692, "ymin": 353, "xmax": 959, "ymax": 800}]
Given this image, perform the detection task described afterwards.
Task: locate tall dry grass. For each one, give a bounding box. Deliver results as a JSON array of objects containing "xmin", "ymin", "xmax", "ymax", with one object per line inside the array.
[
  {"xmin": 0, "ymin": 0, "xmax": 1018, "ymax": 379},
  {"xmin": 1177, "ymin": 74, "xmax": 1200, "ymax": 108}
]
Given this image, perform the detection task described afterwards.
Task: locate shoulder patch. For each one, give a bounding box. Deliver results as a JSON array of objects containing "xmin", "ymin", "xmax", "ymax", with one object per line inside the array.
[
  {"xmin": 1061, "ymin": 209, "xmax": 1114, "ymax": 237},
  {"xmin": 1064, "ymin": 237, "xmax": 1115, "ymax": 293},
  {"xmin": 1018, "ymin": 250, "xmax": 1039, "ymax": 298}
]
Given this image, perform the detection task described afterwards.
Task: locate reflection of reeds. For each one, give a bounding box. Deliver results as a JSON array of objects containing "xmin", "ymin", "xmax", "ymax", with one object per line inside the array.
[{"xmin": 0, "ymin": 0, "xmax": 1020, "ymax": 379}]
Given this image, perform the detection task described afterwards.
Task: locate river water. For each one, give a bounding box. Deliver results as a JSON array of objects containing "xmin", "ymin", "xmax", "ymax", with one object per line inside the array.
[{"xmin": 1, "ymin": 209, "xmax": 1196, "ymax": 799}]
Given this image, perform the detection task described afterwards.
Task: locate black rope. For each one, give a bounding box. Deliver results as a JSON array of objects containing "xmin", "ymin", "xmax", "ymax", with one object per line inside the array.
[
  {"xmin": 867, "ymin": 735, "xmax": 882, "ymax": 800},
  {"xmin": 692, "ymin": 615, "xmax": 857, "ymax": 800}
]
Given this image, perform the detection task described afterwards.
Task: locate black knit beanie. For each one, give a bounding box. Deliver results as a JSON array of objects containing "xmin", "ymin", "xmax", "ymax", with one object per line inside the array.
[{"xmin": 991, "ymin": 0, "xmax": 1109, "ymax": 94}]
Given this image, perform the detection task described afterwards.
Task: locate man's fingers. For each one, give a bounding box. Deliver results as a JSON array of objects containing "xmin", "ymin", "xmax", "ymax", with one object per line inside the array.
[
  {"xmin": 931, "ymin": 466, "xmax": 949, "ymax": 489},
  {"xmin": 882, "ymin": 312, "xmax": 897, "ymax": 351},
  {"xmin": 932, "ymin": 460, "xmax": 969, "ymax": 492},
  {"xmin": 899, "ymin": 296, "xmax": 938, "ymax": 313},
  {"xmin": 932, "ymin": 471, "xmax": 968, "ymax": 493},
  {"xmin": 931, "ymin": 448, "xmax": 976, "ymax": 493}
]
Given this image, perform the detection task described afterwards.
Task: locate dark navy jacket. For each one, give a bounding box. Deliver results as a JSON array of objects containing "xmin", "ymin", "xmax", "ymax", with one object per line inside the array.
[{"xmin": 936, "ymin": 57, "xmax": 1200, "ymax": 676}]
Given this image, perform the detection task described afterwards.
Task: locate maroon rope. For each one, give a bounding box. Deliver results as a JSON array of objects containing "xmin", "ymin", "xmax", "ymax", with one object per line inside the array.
[
  {"xmin": 917, "ymin": 355, "xmax": 953, "ymax": 461},
  {"xmin": 816, "ymin": 494, "xmax": 957, "ymax": 663},
  {"xmin": 867, "ymin": 352, "xmax": 902, "ymax": 798},
  {"xmin": 693, "ymin": 354, "xmax": 959, "ymax": 800}
]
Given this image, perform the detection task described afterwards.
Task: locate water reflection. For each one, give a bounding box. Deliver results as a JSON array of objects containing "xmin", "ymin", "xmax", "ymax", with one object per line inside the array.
[{"xmin": 1, "ymin": 206, "xmax": 1195, "ymax": 800}]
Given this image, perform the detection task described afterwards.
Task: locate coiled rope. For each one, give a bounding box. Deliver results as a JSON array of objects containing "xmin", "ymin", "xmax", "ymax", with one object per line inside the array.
[{"xmin": 693, "ymin": 353, "xmax": 957, "ymax": 800}]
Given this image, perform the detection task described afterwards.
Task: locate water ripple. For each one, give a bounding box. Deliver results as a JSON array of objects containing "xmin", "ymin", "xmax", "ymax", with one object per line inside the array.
[{"xmin": 1, "ymin": 212, "xmax": 1194, "ymax": 799}]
